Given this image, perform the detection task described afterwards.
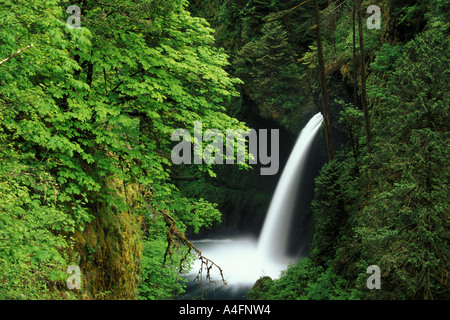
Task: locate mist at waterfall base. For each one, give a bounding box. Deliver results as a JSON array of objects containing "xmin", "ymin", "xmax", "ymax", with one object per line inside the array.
[{"xmin": 180, "ymin": 113, "xmax": 326, "ymax": 300}]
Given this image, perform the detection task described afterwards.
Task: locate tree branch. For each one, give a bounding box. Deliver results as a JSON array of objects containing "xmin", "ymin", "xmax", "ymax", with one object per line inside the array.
[
  {"xmin": 161, "ymin": 210, "xmax": 227, "ymax": 286},
  {"xmin": 0, "ymin": 43, "xmax": 34, "ymax": 66},
  {"xmin": 267, "ymin": 0, "xmax": 312, "ymax": 22}
]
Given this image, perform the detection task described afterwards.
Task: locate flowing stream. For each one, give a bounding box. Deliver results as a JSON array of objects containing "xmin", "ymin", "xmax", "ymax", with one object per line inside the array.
[{"xmin": 182, "ymin": 113, "xmax": 324, "ymax": 299}]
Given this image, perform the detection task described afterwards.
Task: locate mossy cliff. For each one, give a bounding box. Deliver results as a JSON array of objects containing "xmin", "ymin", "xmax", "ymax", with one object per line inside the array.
[{"xmin": 73, "ymin": 203, "xmax": 143, "ymax": 299}]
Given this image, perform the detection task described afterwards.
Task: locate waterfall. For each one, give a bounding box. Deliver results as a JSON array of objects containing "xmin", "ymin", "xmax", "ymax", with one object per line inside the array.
[
  {"xmin": 257, "ymin": 112, "xmax": 324, "ymax": 262},
  {"xmin": 183, "ymin": 113, "xmax": 324, "ymax": 298}
]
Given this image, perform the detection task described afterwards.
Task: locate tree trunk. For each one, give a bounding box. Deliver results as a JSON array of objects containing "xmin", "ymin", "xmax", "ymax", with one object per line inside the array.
[
  {"xmin": 313, "ymin": 0, "xmax": 334, "ymax": 161},
  {"xmin": 357, "ymin": 0, "xmax": 372, "ymax": 154},
  {"xmin": 352, "ymin": 0, "xmax": 358, "ymax": 110},
  {"xmin": 328, "ymin": 0, "xmax": 336, "ymax": 52},
  {"xmin": 352, "ymin": 0, "xmax": 360, "ymax": 161}
]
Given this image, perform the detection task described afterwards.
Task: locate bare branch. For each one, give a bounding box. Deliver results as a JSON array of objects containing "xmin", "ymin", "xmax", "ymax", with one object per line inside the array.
[
  {"xmin": 267, "ymin": 0, "xmax": 313, "ymax": 22},
  {"xmin": 0, "ymin": 43, "xmax": 34, "ymax": 66},
  {"xmin": 161, "ymin": 210, "xmax": 227, "ymax": 286}
]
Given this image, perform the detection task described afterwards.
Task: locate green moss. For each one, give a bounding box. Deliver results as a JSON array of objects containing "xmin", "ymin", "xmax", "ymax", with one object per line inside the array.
[
  {"xmin": 72, "ymin": 180, "xmax": 143, "ymax": 300},
  {"xmin": 247, "ymin": 276, "xmax": 274, "ymax": 300}
]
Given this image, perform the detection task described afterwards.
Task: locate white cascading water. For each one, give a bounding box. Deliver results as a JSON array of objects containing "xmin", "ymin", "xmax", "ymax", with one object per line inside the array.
[
  {"xmin": 186, "ymin": 113, "xmax": 324, "ymax": 291},
  {"xmin": 256, "ymin": 112, "xmax": 324, "ymax": 263}
]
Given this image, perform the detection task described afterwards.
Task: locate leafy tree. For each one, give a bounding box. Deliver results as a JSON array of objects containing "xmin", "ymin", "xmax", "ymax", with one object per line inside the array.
[
  {"xmin": 0, "ymin": 0, "xmax": 245, "ymax": 299},
  {"xmin": 0, "ymin": 143, "xmax": 73, "ymax": 299}
]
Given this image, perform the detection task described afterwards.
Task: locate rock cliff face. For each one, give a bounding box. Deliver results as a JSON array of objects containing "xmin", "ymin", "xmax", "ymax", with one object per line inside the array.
[
  {"xmin": 72, "ymin": 180, "xmax": 143, "ymax": 299},
  {"xmin": 74, "ymin": 204, "xmax": 143, "ymax": 299}
]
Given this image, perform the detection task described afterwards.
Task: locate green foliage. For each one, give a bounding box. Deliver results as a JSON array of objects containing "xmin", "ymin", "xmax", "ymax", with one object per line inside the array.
[
  {"xmin": 309, "ymin": 159, "xmax": 348, "ymax": 267},
  {"xmin": 249, "ymin": 10, "xmax": 449, "ymax": 301},
  {"xmin": 0, "ymin": 0, "xmax": 245, "ymax": 299},
  {"xmin": 250, "ymin": 258, "xmax": 353, "ymax": 300},
  {"xmin": 235, "ymin": 21, "xmax": 311, "ymax": 124},
  {"xmin": 138, "ymin": 215, "xmax": 193, "ymax": 300},
  {"xmin": 246, "ymin": 276, "xmax": 274, "ymax": 300},
  {"xmin": 361, "ymin": 28, "xmax": 450, "ymax": 299},
  {"xmin": 300, "ymin": 268, "xmax": 352, "ymax": 300},
  {"xmin": 138, "ymin": 238, "xmax": 190, "ymax": 300},
  {"xmin": 1, "ymin": 0, "xmax": 448, "ymax": 301},
  {"xmin": 189, "ymin": 0, "xmax": 318, "ymax": 132},
  {"xmin": 369, "ymin": 43, "xmax": 403, "ymax": 75},
  {"xmin": 0, "ymin": 145, "xmax": 72, "ymax": 299},
  {"xmin": 269, "ymin": 258, "xmax": 322, "ymax": 300}
]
